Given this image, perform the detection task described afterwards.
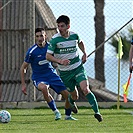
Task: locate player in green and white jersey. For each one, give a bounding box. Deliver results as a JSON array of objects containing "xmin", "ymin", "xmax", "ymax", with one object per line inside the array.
[{"xmin": 46, "ymin": 15, "xmax": 103, "ymax": 122}]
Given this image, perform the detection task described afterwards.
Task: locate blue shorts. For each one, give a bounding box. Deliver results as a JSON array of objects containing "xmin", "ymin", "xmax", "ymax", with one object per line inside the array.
[{"xmin": 33, "ymin": 72, "xmax": 67, "ymax": 94}]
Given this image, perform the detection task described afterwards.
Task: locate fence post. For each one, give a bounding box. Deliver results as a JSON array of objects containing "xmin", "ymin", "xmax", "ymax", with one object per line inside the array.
[{"xmin": 29, "ymin": 0, "xmax": 35, "ymax": 102}]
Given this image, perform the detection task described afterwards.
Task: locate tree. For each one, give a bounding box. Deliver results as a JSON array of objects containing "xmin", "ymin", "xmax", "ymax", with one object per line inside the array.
[
  {"xmin": 94, "ymin": 0, "xmax": 105, "ymax": 84},
  {"xmin": 109, "ymin": 26, "xmax": 133, "ymax": 61}
]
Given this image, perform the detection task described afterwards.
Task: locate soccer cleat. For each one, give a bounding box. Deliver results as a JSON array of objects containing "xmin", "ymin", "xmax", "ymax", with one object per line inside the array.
[
  {"xmin": 70, "ymin": 102, "xmax": 78, "ymax": 114},
  {"xmin": 94, "ymin": 113, "xmax": 103, "ymax": 122},
  {"xmin": 55, "ymin": 111, "xmax": 61, "ymax": 120},
  {"xmin": 68, "ymin": 95, "xmax": 78, "ymax": 114},
  {"xmin": 65, "ymin": 116, "xmax": 78, "ymax": 120}
]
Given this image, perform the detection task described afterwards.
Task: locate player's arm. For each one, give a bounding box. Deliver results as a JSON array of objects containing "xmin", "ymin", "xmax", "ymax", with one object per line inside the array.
[
  {"xmin": 47, "ymin": 40, "xmax": 70, "ymax": 65},
  {"xmin": 78, "ymin": 41, "xmax": 87, "ymax": 64},
  {"xmin": 46, "ymin": 53, "xmax": 70, "ymax": 66},
  {"xmin": 46, "ymin": 53, "xmax": 61, "ymax": 64},
  {"xmin": 20, "ymin": 62, "xmax": 29, "ymax": 95}
]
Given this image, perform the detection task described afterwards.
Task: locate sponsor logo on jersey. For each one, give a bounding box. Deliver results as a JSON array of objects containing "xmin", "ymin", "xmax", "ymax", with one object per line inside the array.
[
  {"xmin": 60, "ymin": 47, "xmax": 76, "ymax": 53},
  {"xmin": 38, "ymin": 60, "xmax": 49, "ymax": 65}
]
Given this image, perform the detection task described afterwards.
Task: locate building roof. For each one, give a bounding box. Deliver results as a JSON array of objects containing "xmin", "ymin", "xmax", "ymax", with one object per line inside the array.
[{"xmin": 1, "ymin": 0, "xmax": 57, "ymax": 30}]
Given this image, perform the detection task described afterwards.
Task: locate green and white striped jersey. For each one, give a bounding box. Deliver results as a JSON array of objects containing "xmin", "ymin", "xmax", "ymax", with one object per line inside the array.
[{"xmin": 47, "ymin": 31, "xmax": 82, "ymax": 71}]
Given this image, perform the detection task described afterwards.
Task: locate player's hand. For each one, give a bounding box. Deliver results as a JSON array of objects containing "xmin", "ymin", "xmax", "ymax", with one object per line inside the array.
[
  {"xmin": 82, "ymin": 53, "xmax": 87, "ymax": 64},
  {"xmin": 59, "ymin": 59, "xmax": 70, "ymax": 66},
  {"xmin": 22, "ymin": 84, "xmax": 27, "ymax": 95},
  {"xmin": 129, "ymin": 66, "xmax": 133, "ymax": 73}
]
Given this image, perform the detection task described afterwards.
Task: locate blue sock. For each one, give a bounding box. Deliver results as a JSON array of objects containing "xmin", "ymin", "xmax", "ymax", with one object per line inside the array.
[
  {"xmin": 65, "ymin": 108, "xmax": 71, "ymax": 116},
  {"xmin": 48, "ymin": 100, "xmax": 57, "ymax": 111}
]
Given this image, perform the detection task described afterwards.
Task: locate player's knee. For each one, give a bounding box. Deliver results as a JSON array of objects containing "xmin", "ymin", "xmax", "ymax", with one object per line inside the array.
[
  {"xmin": 82, "ymin": 87, "xmax": 90, "ymax": 95},
  {"xmin": 71, "ymin": 94, "xmax": 79, "ymax": 100},
  {"xmin": 38, "ymin": 83, "xmax": 47, "ymax": 90}
]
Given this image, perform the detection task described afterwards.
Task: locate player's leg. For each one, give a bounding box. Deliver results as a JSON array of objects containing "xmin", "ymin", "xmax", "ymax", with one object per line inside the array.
[
  {"xmin": 74, "ymin": 66, "xmax": 103, "ymax": 122},
  {"xmin": 79, "ymin": 80, "xmax": 103, "ymax": 122},
  {"xmin": 60, "ymin": 90, "xmax": 77, "ymax": 120},
  {"xmin": 50, "ymin": 84, "xmax": 78, "ymax": 120},
  {"xmin": 37, "ymin": 82, "xmax": 61, "ymax": 120},
  {"xmin": 59, "ymin": 73, "xmax": 79, "ymax": 114},
  {"xmin": 68, "ymin": 88, "xmax": 79, "ymax": 114},
  {"xmin": 49, "ymin": 72, "xmax": 77, "ymax": 120}
]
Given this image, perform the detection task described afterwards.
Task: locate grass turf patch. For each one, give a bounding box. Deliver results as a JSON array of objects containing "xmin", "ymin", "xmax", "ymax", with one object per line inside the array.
[{"xmin": 0, "ymin": 108, "xmax": 133, "ymax": 133}]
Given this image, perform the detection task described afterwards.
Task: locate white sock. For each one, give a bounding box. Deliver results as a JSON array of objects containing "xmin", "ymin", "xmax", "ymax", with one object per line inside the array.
[
  {"xmin": 54, "ymin": 109, "xmax": 59, "ymax": 114},
  {"xmin": 65, "ymin": 115, "xmax": 71, "ymax": 118}
]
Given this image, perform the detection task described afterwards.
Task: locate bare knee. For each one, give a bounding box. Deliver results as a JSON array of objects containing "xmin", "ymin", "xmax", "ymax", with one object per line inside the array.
[
  {"xmin": 38, "ymin": 83, "xmax": 51, "ymax": 101},
  {"xmin": 72, "ymin": 95, "xmax": 79, "ymax": 100},
  {"xmin": 81, "ymin": 84, "xmax": 91, "ymax": 95},
  {"xmin": 82, "ymin": 87, "xmax": 90, "ymax": 95},
  {"xmin": 80, "ymin": 80, "xmax": 91, "ymax": 95},
  {"xmin": 70, "ymin": 89, "xmax": 79, "ymax": 100},
  {"xmin": 38, "ymin": 84, "xmax": 48, "ymax": 93},
  {"xmin": 60, "ymin": 90, "xmax": 69, "ymax": 100}
]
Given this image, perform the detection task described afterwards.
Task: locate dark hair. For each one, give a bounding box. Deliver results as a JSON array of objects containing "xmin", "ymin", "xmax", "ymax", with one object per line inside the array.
[
  {"xmin": 56, "ymin": 15, "xmax": 70, "ymax": 25},
  {"xmin": 35, "ymin": 28, "xmax": 45, "ymax": 33}
]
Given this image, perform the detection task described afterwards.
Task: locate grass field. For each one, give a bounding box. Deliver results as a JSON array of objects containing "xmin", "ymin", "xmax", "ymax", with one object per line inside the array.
[{"xmin": 0, "ymin": 108, "xmax": 133, "ymax": 133}]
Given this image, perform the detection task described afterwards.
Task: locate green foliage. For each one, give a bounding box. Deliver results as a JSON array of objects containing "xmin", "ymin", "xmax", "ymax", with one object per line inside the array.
[
  {"xmin": 0, "ymin": 109, "xmax": 133, "ymax": 133},
  {"xmin": 109, "ymin": 27, "xmax": 133, "ymax": 61}
]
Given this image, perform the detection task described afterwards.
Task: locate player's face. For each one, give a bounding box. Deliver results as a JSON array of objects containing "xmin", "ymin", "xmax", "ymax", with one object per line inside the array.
[
  {"xmin": 57, "ymin": 22, "xmax": 69, "ymax": 36},
  {"xmin": 35, "ymin": 31, "xmax": 46, "ymax": 47}
]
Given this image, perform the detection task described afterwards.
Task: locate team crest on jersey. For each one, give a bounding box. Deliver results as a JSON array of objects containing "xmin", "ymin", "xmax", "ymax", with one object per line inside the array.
[
  {"xmin": 37, "ymin": 55, "xmax": 42, "ymax": 57},
  {"xmin": 59, "ymin": 43, "xmax": 63, "ymax": 46},
  {"xmin": 57, "ymin": 43, "xmax": 64, "ymax": 48}
]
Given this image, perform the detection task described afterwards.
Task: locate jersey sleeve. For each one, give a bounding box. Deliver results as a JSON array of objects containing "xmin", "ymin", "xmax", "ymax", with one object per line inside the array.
[
  {"xmin": 47, "ymin": 38, "xmax": 56, "ymax": 54},
  {"xmin": 76, "ymin": 33, "xmax": 81, "ymax": 44},
  {"xmin": 24, "ymin": 50, "xmax": 32, "ymax": 63}
]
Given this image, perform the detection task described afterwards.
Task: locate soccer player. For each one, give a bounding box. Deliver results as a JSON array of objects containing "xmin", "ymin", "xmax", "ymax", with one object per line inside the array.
[
  {"xmin": 129, "ymin": 36, "xmax": 133, "ymax": 73},
  {"xmin": 46, "ymin": 15, "xmax": 103, "ymax": 122},
  {"xmin": 20, "ymin": 28, "xmax": 77, "ymax": 121}
]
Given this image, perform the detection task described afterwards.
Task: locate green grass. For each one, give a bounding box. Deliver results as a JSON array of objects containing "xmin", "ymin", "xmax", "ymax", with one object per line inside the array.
[{"xmin": 0, "ymin": 108, "xmax": 133, "ymax": 133}]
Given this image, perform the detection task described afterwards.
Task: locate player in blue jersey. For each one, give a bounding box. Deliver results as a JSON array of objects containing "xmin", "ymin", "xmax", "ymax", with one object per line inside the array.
[
  {"xmin": 46, "ymin": 15, "xmax": 103, "ymax": 122},
  {"xmin": 129, "ymin": 36, "xmax": 133, "ymax": 72},
  {"xmin": 20, "ymin": 28, "xmax": 77, "ymax": 121}
]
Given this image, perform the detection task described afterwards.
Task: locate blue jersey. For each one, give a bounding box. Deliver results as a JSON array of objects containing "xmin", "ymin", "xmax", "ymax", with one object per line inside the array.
[
  {"xmin": 24, "ymin": 43, "xmax": 67, "ymax": 94},
  {"xmin": 25, "ymin": 43, "xmax": 56, "ymax": 80}
]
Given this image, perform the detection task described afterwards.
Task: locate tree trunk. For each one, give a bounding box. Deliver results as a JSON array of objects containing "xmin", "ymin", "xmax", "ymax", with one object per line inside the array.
[{"xmin": 94, "ymin": 0, "xmax": 105, "ymax": 84}]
